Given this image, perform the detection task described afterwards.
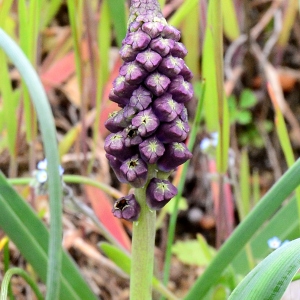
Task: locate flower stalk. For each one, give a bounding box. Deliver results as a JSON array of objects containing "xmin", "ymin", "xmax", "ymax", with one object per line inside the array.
[{"xmin": 130, "ymin": 166, "xmax": 157, "ymax": 300}]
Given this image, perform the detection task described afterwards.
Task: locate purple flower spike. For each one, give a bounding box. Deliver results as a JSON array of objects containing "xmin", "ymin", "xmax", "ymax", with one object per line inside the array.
[
  {"xmin": 120, "ymin": 155, "xmax": 148, "ymax": 188},
  {"xmin": 158, "ymin": 55, "xmax": 184, "ymax": 78},
  {"xmin": 105, "ymin": 111, "xmax": 127, "ymax": 133},
  {"xmin": 142, "ymin": 22, "xmax": 165, "ymax": 38},
  {"xmin": 104, "ymin": 132, "xmax": 133, "ymax": 160},
  {"xmin": 125, "ymin": 31, "xmax": 151, "ymax": 51},
  {"xmin": 112, "ymin": 194, "xmax": 140, "ymax": 221},
  {"xmin": 139, "ymin": 136, "xmax": 165, "ymax": 164},
  {"xmin": 157, "ymin": 142, "xmax": 193, "ymax": 172},
  {"xmin": 171, "ymin": 42, "xmax": 188, "ymax": 58},
  {"xmin": 119, "ymin": 44, "xmax": 138, "ymax": 62},
  {"xmin": 112, "ymin": 75, "xmax": 137, "ymax": 98},
  {"xmin": 168, "ymin": 75, "xmax": 193, "ymax": 103},
  {"xmin": 156, "ymin": 117, "xmax": 190, "ymax": 143},
  {"xmin": 161, "ymin": 25, "xmax": 181, "ymax": 41},
  {"xmin": 129, "ymin": 86, "xmax": 152, "ymax": 111},
  {"xmin": 136, "ymin": 49, "xmax": 162, "ymax": 72},
  {"xmin": 132, "ymin": 108, "xmax": 160, "ymax": 137},
  {"xmin": 144, "ymin": 72, "xmax": 171, "ymax": 96},
  {"xmin": 150, "ymin": 37, "xmax": 175, "ymax": 57},
  {"xmin": 146, "ymin": 178, "xmax": 177, "ymax": 210},
  {"xmin": 152, "ymin": 93, "xmax": 183, "ymax": 122},
  {"xmin": 106, "ymin": 154, "xmax": 127, "ymax": 183},
  {"xmin": 105, "ymin": 0, "xmax": 193, "ymax": 186},
  {"xmin": 123, "ymin": 125, "xmax": 143, "ymax": 147},
  {"xmin": 119, "ymin": 61, "xmax": 147, "ymax": 84}
]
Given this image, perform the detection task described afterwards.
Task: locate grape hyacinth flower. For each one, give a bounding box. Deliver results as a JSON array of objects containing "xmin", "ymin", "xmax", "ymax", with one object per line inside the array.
[
  {"xmin": 112, "ymin": 194, "xmax": 141, "ymax": 221},
  {"xmin": 104, "ymin": 0, "xmax": 193, "ymax": 221}
]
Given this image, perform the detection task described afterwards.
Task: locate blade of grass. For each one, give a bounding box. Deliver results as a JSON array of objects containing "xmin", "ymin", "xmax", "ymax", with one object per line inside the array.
[
  {"xmin": 277, "ymin": 0, "xmax": 298, "ymax": 47},
  {"xmin": 107, "ymin": 0, "xmax": 127, "ymax": 48},
  {"xmin": 229, "ymin": 238, "xmax": 300, "ymax": 300},
  {"xmin": 180, "ymin": 1, "xmax": 200, "ymax": 79},
  {"xmin": 1, "ymin": 268, "xmax": 44, "ymax": 300},
  {"xmin": 202, "ymin": 0, "xmax": 219, "ymax": 132},
  {"xmin": 168, "ymin": 0, "xmax": 199, "ymax": 28},
  {"xmin": 184, "ymin": 158, "xmax": 300, "ymax": 299},
  {"xmin": 239, "ymin": 149, "xmax": 250, "ymax": 219},
  {"xmin": 3, "ymin": 240, "xmax": 14, "ymax": 300},
  {"xmin": 0, "ymin": 28, "xmax": 62, "ymax": 300},
  {"xmin": 41, "ymin": 0, "xmax": 62, "ymax": 28},
  {"xmin": 268, "ymin": 82, "xmax": 300, "ymax": 233},
  {"xmin": 222, "ymin": 0, "xmax": 240, "ymax": 41}
]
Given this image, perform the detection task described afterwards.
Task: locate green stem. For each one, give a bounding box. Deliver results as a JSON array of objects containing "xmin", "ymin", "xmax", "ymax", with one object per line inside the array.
[
  {"xmin": 0, "ymin": 268, "xmax": 44, "ymax": 300},
  {"xmin": 7, "ymin": 175, "xmax": 123, "ymax": 199},
  {"xmin": 130, "ymin": 166, "xmax": 157, "ymax": 300}
]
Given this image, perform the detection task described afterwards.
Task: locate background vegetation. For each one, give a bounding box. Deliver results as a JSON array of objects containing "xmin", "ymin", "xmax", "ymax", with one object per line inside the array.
[{"xmin": 1, "ymin": 0, "xmax": 300, "ymax": 299}]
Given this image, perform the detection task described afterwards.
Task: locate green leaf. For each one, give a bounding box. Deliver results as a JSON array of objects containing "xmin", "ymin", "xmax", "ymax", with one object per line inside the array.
[
  {"xmin": 100, "ymin": 242, "xmax": 131, "ymax": 274},
  {"xmin": 107, "ymin": 0, "xmax": 127, "ymax": 48},
  {"xmin": 222, "ymin": 0, "xmax": 240, "ymax": 41},
  {"xmin": 236, "ymin": 111, "xmax": 252, "ymax": 125},
  {"xmin": 229, "ymin": 238, "xmax": 300, "ymax": 300},
  {"xmin": 172, "ymin": 238, "xmax": 215, "ymax": 266},
  {"xmin": 164, "ymin": 196, "xmax": 188, "ymax": 214},
  {"xmin": 0, "ymin": 172, "xmax": 98, "ymax": 300},
  {"xmin": 240, "ymin": 89, "xmax": 257, "ymax": 109}
]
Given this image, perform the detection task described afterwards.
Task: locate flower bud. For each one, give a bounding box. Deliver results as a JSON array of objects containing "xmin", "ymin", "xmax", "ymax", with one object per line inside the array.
[
  {"xmin": 129, "ymin": 86, "xmax": 152, "ymax": 111},
  {"xmin": 157, "ymin": 142, "xmax": 192, "ymax": 172},
  {"xmin": 139, "ymin": 136, "xmax": 165, "ymax": 164},
  {"xmin": 136, "ymin": 49, "xmax": 162, "ymax": 72},
  {"xmin": 112, "ymin": 194, "xmax": 140, "ymax": 221},
  {"xmin": 120, "ymin": 155, "xmax": 148, "ymax": 187},
  {"xmin": 144, "ymin": 72, "xmax": 171, "ymax": 96},
  {"xmin": 156, "ymin": 117, "xmax": 190, "ymax": 143},
  {"xmin": 105, "ymin": 154, "xmax": 127, "ymax": 183},
  {"xmin": 119, "ymin": 61, "xmax": 147, "ymax": 85},
  {"xmin": 132, "ymin": 108, "xmax": 160, "ymax": 137},
  {"xmin": 146, "ymin": 178, "xmax": 177, "ymax": 210},
  {"xmin": 168, "ymin": 75, "xmax": 193, "ymax": 103},
  {"xmin": 152, "ymin": 93, "xmax": 183, "ymax": 122},
  {"xmin": 104, "ymin": 132, "xmax": 134, "ymax": 160}
]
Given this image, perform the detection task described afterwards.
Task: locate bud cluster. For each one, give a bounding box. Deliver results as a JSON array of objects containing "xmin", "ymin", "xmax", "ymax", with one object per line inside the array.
[{"xmin": 107, "ymin": 0, "xmax": 193, "ymax": 221}]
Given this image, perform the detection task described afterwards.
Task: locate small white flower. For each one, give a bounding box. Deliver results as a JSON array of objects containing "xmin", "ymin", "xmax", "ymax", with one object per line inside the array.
[
  {"xmin": 267, "ymin": 236, "xmax": 281, "ymax": 249},
  {"xmin": 36, "ymin": 170, "xmax": 48, "ymax": 183},
  {"xmin": 199, "ymin": 132, "xmax": 218, "ymax": 153},
  {"xmin": 37, "ymin": 159, "xmax": 47, "ymax": 170},
  {"xmin": 281, "ymin": 240, "xmax": 290, "ymax": 247},
  {"xmin": 35, "ymin": 159, "xmax": 64, "ymax": 184}
]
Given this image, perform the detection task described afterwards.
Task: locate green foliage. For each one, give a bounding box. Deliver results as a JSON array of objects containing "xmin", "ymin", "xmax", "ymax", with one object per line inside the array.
[
  {"xmin": 0, "ymin": 172, "xmax": 97, "ymax": 300},
  {"xmin": 229, "ymin": 238, "xmax": 300, "ymax": 300},
  {"xmin": 172, "ymin": 236, "xmax": 215, "ymax": 266},
  {"xmin": 228, "ymin": 89, "xmax": 257, "ymax": 125}
]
